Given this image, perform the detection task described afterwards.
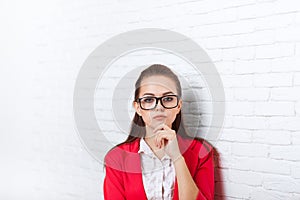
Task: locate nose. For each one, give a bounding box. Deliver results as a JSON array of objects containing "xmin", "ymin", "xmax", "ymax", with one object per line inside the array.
[{"xmin": 155, "ymin": 99, "xmax": 164, "ymax": 110}]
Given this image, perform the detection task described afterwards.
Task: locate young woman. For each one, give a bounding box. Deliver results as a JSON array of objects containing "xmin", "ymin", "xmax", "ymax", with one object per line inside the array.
[{"xmin": 104, "ymin": 64, "xmax": 214, "ymax": 200}]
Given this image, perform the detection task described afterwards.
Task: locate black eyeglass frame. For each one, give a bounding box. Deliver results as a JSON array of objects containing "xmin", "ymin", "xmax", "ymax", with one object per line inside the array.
[{"xmin": 136, "ymin": 94, "xmax": 180, "ymax": 110}]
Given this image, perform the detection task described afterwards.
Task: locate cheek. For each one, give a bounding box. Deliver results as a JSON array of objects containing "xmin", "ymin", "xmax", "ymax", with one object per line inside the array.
[
  {"xmin": 166, "ymin": 111, "xmax": 177, "ymax": 122},
  {"xmin": 140, "ymin": 111, "xmax": 151, "ymax": 124}
]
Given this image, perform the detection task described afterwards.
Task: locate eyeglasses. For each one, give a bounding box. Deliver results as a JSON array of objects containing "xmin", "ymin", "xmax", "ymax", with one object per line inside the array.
[{"xmin": 136, "ymin": 95, "xmax": 179, "ymax": 110}]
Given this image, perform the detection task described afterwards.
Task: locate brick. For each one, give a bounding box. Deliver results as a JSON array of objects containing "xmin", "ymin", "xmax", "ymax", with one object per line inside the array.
[
  {"xmin": 215, "ymin": 141, "xmax": 232, "ymax": 156},
  {"xmin": 269, "ymin": 145, "xmax": 300, "ymax": 161},
  {"xmin": 199, "ymin": 114, "xmax": 213, "ymax": 127},
  {"xmin": 222, "ymin": 74, "xmax": 253, "ymax": 88},
  {"xmin": 249, "ymin": 158, "xmax": 290, "ymax": 175},
  {"xmin": 254, "ymin": 102, "xmax": 294, "ymax": 116},
  {"xmin": 257, "ymin": 0, "xmax": 276, "ymax": 2},
  {"xmin": 270, "ymin": 87, "xmax": 300, "ymax": 101},
  {"xmin": 271, "ymin": 57, "xmax": 300, "ymax": 73},
  {"xmin": 189, "ymin": 102, "xmax": 213, "ymax": 114},
  {"xmin": 182, "ymin": 113, "xmax": 202, "ymax": 126},
  {"xmin": 237, "ymin": 4, "xmax": 257, "ymax": 19},
  {"xmin": 255, "ymin": 13, "xmax": 296, "ymax": 31},
  {"xmin": 226, "ymin": 101, "xmax": 254, "ymax": 116},
  {"xmin": 199, "ymin": 127, "xmax": 226, "ymax": 142},
  {"xmin": 235, "ymin": 46, "xmax": 256, "ymax": 60},
  {"xmin": 187, "ymin": 0, "xmax": 223, "ymax": 14},
  {"xmin": 274, "ymin": 0, "xmax": 300, "ymax": 14},
  {"xmin": 296, "ymin": 42, "xmax": 300, "ymax": 55},
  {"xmin": 263, "ymin": 174, "xmax": 300, "ymax": 193},
  {"xmin": 185, "ymin": 74, "xmax": 205, "ymax": 89},
  {"xmin": 252, "ymin": 130, "xmax": 291, "ymax": 145},
  {"xmin": 227, "ymin": 169, "xmax": 263, "ymax": 186},
  {"xmin": 234, "ymin": 88, "xmax": 270, "ymax": 101},
  {"xmin": 215, "ymin": 61, "xmax": 235, "ymax": 75},
  {"xmin": 203, "ymin": 35, "xmax": 237, "ymax": 49},
  {"xmin": 255, "ymin": 43, "xmax": 295, "ymax": 59},
  {"xmin": 230, "ymin": 156, "xmax": 290, "ymax": 175},
  {"xmin": 220, "ymin": 7, "xmax": 238, "ymax": 22},
  {"xmin": 294, "ymin": 72, "xmax": 300, "ymax": 86},
  {"xmin": 222, "ymin": 182, "xmax": 251, "ymax": 199},
  {"xmin": 223, "ymin": 115, "xmax": 234, "ymax": 128},
  {"xmin": 252, "ymin": 2, "xmax": 275, "ymax": 17},
  {"xmin": 193, "ymin": 8, "xmax": 237, "ymax": 25},
  {"xmin": 219, "ymin": 128, "xmax": 252, "ymax": 143},
  {"xmin": 222, "ymin": 46, "xmax": 256, "ymax": 61},
  {"xmin": 224, "ymin": 88, "xmax": 235, "ymax": 102},
  {"xmin": 291, "ymin": 131, "xmax": 300, "ymax": 144},
  {"xmin": 221, "ymin": 20, "xmax": 256, "ymax": 35},
  {"xmin": 269, "ymin": 117, "xmax": 300, "ymax": 131},
  {"xmin": 296, "ymin": 12, "xmax": 300, "ymax": 25},
  {"xmin": 250, "ymin": 188, "xmax": 291, "ymax": 200},
  {"xmin": 223, "ymin": 0, "xmax": 256, "ymax": 8},
  {"xmin": 216, "ymin": 154, "xmax": 233, "ymax": 169},
  {"xmin": 94, "ymin": 109, "xmax": 113, "ymax": 120},
  {"xmin": 291, "ymin": 162, "xmax": 300, "ymax": 178},
  {"xmin": 231, "ymin": 143, "xmax": 269, "ymax": 157},
  {"xmin": 235, "ymin": 59, "xmax": 272, "ymax": 75},
  {"xmin": 232, "ymin": 116, "xmax": 269, "ymax": 130},
  {"xmin": 190, "ymin": 24, "xmax": 222, "ymax": 38},
  {"xmin": 275, "ymin": 26, "xmax": 300, "ymax": 42},
  {"xmin": 206, "ymin": 49, "xmax": 223, "ymax": 62},
  {"xmin": 253, "ymin": 73, "xmax": 293, "ymax": 87},
  {"xmin": 291, "ymin": 194, "xmax": 300, "ymax": 200},
  {"xmin": 237, "ymin": 30, "xmax": 275, "ymax": 46}
]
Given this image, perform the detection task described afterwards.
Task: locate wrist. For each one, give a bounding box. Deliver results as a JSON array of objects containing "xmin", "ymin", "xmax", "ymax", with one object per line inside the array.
[{"xmin": 171, "ymin": 153, "xmax": 184, "ymax": 163}]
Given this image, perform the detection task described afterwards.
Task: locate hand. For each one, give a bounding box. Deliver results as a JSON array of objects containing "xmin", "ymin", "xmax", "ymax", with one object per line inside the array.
[{"xmin": 153, "ymin": 124, "xmax": 182, "ymax": 161}]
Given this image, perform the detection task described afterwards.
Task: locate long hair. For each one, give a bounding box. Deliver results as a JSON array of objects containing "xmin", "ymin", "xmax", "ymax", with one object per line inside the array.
[{"xmin": 118, "ymin": 64, "xmax": 201, "ymax": 145}]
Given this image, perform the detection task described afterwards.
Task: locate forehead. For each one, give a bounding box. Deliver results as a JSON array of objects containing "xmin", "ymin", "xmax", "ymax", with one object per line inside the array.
[{"xmin": 139, "ymin": 75, "xmax": 177, "ymax": 95}]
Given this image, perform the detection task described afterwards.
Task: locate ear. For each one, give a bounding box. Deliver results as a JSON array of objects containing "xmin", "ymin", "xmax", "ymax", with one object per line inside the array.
[
  {"xmin": 176, "ymin": 99, "xmax": 182, "ymax": 114},
  {"xmin": 133, "ymin": 101, "xmax": 142, "ymax": 116}
]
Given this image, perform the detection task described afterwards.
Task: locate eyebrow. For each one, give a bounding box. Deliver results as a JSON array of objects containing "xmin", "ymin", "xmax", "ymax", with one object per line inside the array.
[{"xmin": 142, "ymin": 91, "xmax": 174, "ymax": 96}]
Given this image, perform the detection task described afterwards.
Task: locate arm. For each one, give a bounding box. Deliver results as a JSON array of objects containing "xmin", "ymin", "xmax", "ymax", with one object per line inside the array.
[
  {"xmin": 174, "ymin": 146, "xmax": 214, "ymax": 200},
  {"xmin": 173, "ymin": 155, "xmax": 200, "ymax": 200},
  {"xmin": 103, "ymin": 150, "xmax": 126, "ymax": 200},
  {"xmin": 154, "ymin": 125, "xmax": 214, "ymax": 200},
  {"xmin": 193, "ymin": 148, "xmax": 214, "ymax": 200}
]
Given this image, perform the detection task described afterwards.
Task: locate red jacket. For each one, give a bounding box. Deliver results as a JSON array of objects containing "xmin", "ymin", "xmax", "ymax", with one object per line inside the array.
[{"xmin": 104, "ymin": 135, "xmax": 214, "ymax": 200}]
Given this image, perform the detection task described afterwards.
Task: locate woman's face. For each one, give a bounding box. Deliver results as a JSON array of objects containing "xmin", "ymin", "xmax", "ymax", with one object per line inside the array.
[{"xmin": 134, "ymin": 75, "xmax": 182, "ymax": 130}]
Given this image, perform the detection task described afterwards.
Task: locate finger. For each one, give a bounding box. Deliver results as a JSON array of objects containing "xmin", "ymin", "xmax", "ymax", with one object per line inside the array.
[
  {"xmin": 155, "ymin": 132, "xmax": 173, "ymax": 146},
  {"xmin": 162, "ymin": 124, "xmax": 172, "ymax": 131},
  {"xmin": 153, "ymin": 124, "xmax": 165, "ymax": 133},
  {"xmin": 155, "ymin": 131, "xmax": 167, "ymax": 147},
  {"xmin": 155, "ymin": 132, "xmax": 165, "ymax": 148},
  {"xmin": 154, "ymin": 124, "xmax": 175, "ymax": 134}
]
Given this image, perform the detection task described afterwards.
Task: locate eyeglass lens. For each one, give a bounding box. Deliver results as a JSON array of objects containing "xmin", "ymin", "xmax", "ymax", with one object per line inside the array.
[{"xmin": 139, "ymin": 95, "xmax": 178, "ymax": 110}]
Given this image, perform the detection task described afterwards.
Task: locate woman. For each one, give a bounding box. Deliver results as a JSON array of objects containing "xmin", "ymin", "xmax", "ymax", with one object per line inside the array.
[{"xmin": 104, "ymin": 64, "xmax": 214, "ymax": 200}]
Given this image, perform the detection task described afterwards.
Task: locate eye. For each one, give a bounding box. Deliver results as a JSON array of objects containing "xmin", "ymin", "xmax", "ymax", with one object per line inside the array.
[
  {"xmin": 163, "ymin": 96, "xmax": 174, "ymax": 102},
  {"xmin": 142, "ymin": 97, "xmax": 155, "ymax": 103}
]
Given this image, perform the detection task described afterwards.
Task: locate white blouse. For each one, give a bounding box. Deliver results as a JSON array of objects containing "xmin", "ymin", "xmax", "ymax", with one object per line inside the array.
[{"xmin": 138, "ymin": 138, "xmax": 176, "ymax": 200}]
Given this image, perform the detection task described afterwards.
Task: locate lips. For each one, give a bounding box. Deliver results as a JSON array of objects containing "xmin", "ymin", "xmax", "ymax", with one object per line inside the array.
[{"xmin": 153, "ymin": 115, "xmax": 167, "ymax": 120}]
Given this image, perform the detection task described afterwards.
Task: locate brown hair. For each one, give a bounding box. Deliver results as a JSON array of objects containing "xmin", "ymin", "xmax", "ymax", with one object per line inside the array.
[{"xmin": 118, "ymin": 64, "xmax": 198, "ymax": 145}]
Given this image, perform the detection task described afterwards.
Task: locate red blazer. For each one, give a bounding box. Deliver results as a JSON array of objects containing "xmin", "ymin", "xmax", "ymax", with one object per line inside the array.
[{"xmin": 104, "ymin": 135, "xmax": 214, "ymax": 200}]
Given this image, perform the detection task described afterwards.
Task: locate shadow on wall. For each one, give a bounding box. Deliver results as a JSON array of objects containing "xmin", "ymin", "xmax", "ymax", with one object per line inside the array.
[{"xmin": 214, "ymin": 148, "xmax": 225, "ymax": 200}]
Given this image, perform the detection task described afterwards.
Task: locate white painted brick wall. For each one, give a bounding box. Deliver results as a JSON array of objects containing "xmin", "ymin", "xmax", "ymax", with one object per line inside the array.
[{"xmin": 1, "ymin": 0, "xmax": 300, "ymax": 199}]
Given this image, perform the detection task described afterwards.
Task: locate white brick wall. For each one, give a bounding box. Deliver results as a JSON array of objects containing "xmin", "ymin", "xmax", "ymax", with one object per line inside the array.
[{"xmin": 1, "ymin": 0, "xmax": 300, "ymax": 199}]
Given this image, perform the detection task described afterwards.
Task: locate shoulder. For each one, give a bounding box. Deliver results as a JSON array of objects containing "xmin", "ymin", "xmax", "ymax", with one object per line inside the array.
[
  {"xmin": 104, "ymin": 139, "xmax": 140, "ymax": 169},
  {"xmin": 178, "ymin": 136, "xmax": 214, "ymax": 160}
]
